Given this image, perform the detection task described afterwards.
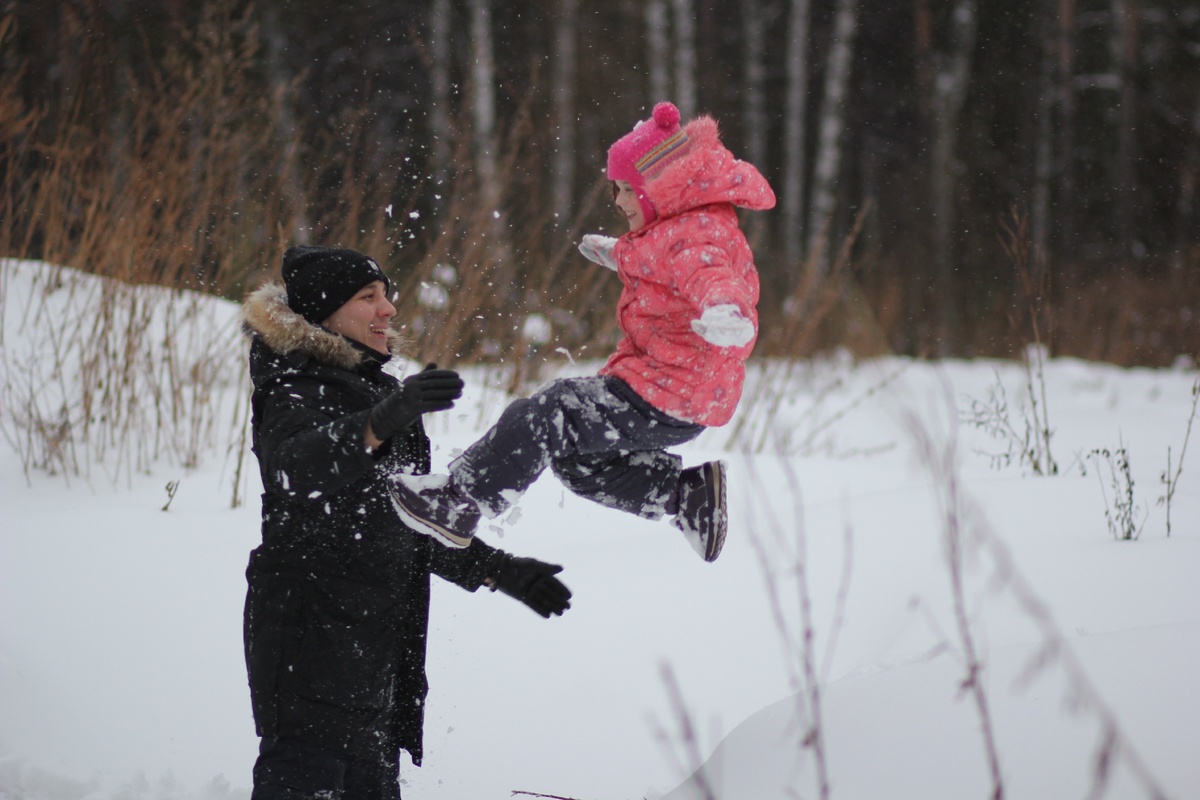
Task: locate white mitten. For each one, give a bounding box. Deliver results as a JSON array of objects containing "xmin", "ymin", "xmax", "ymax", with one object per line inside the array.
[
  {"xmin": 691, "ymin": 304, "xmax": 755, "ymax": 347},
  {"xmin": 578, "ymin": 234, "xmax": 618, "ymax": 271}
]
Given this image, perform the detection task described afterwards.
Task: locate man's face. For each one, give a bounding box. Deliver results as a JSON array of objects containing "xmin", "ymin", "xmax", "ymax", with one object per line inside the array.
[{"xmin": 322, "ymin": 280, "xmax": 396, "ymax": 354}]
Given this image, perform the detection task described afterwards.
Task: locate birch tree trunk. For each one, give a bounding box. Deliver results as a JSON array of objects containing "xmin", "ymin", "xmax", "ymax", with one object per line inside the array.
[
  {"xmin": 671, "ymin": 0, "xmax": 697, "ymax": 118},
  {"xmin": 805, "ymin": 0, "xmax": 859, "ymax": 266},
  {"xmin": 929, "ymin": 0, "xmax": 977, "ymax": 356},
  {"xmin": 468, "ymin": 0, "xmax": 507, "ymax": 261},
  {"xmin": 552, "ymin": 0, "xmax": 578, "ymax": 218},
  {"xmin": 646, "ymin": 0, "xmax": 670, "ymax": 102},
  {"xmin": 429, "ymin": 0, "xmax": 454, "ymax": 212},
  {"xmin": 470, "ymin": 0, "xmax": 497, "ymax": 201},
  {"xmin": 782, "ymin": 0, "xmax": 811, "ymax": 266}
]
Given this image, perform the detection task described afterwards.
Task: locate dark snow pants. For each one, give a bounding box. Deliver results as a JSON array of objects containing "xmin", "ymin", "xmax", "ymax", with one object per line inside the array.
[
  {"xmin": 449, "ymin": 375, "xmax": 704, "ymax": 518},
  {"xmin": 245, "ymin": 565, "xmax": 417, "ymax": 800},
  {"xmin": 251, "ymin": 735, "xmax": 399, "ymax": 800}
]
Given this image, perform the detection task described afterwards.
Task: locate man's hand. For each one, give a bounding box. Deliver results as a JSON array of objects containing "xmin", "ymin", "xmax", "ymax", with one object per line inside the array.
[
  {"xmin": 487, "ymin": 553, "xmax": 572, "ymax": 618},
  {"xmin": 368, "ymin": 364, "xmax": 464, "ymax": 442}
]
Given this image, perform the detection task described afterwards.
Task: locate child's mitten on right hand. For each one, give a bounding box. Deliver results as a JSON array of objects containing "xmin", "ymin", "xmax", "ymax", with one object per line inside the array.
[
  {"xmin": 691, "ymin": 304, "xmax": 755, "ymax": 348},
  {"xmin": 578, "ymin": 234, "xmax": 618, "ymax": 271}
]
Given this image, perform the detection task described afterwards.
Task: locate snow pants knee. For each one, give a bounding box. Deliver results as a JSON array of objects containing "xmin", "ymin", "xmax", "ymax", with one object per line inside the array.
[{"xmin": 450, "ymin": 375, "xmax": 703, "ymax": 518}]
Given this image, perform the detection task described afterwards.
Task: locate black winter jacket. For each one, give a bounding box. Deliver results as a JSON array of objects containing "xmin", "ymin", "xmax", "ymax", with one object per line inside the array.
[{"xmin": 240, "ymin": 282, "xmax": 498, "ymax": 766}]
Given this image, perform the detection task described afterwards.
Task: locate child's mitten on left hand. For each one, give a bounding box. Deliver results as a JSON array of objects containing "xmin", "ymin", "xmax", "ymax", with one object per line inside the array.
[
  {"xmin": 691, "ymin": 304, "xmax": 755, "ymax": 347},
  {"xmin": 578, "ymin": 234, "xmax": 618, "ymax": 271}
]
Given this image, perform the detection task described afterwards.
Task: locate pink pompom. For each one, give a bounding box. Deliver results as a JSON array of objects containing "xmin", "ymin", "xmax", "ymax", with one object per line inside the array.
[{"xmin": 653, "ymin": 102, "xmax": 680, "ymax": 130}]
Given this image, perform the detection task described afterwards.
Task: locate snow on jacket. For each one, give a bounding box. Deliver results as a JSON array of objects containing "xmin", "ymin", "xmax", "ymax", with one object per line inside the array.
[
  {"xmin": 240, "ymin": 282, "xmax": 498, "ymax": 765},
  {"xmin": 600, "ymin": 115, "xmax": 776, "ymax": 427}
]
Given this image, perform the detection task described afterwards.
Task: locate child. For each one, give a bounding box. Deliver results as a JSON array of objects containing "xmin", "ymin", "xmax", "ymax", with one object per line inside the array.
[{"xmin": 390, "ymin": 101, "xmax": 775, "ymax": 562}]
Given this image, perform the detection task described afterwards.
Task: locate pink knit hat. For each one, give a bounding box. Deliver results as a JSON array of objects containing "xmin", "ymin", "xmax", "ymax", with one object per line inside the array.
[{"xmin": 606, "ymin": 101, "xmax": 691, "ymax": 224}]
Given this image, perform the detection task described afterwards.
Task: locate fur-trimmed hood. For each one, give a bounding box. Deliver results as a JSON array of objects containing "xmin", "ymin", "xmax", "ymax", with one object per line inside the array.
[
  {"xmin": 241, "ymin": 280, "xmax": 409, "ymax": 372},
  {"xmin": 644, "ymin": 116, "xmax": 776, "ymax": 222}
]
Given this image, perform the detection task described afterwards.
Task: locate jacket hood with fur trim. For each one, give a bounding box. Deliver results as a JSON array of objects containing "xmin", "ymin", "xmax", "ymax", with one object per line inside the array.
[
  {"xmin": 241, "ymin": 280, "xmax": 408, "ymax": 372},
  {"xmin": 644, "ymin": 116, "xmax": 776, "ymax": 221}
]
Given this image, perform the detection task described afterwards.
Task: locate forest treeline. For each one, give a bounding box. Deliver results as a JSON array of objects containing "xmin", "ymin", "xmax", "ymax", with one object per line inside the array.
[{"xmin": 2, "ymin": 0, "xmax": 1198, "ymax": 365}]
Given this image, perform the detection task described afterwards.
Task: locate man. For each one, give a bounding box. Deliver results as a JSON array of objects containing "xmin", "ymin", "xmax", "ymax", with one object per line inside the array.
[{"xmin": 240, "ymin": 245, "xmax": 571, "ymax": 798}]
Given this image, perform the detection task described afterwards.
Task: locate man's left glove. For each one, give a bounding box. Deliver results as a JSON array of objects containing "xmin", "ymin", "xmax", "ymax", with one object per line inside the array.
[
  {"xmin": 486, "ymin": 552, "xmax": 572, "ymax": 618},
  {"xmin": 368, "ymin": 364, "xmax": 464, "ymax": 441}
]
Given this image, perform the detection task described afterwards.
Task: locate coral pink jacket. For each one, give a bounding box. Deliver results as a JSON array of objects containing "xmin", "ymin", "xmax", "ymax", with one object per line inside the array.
[{"xmin": 600, "ymin": 116, "xmax": 776, "ymax": 427}]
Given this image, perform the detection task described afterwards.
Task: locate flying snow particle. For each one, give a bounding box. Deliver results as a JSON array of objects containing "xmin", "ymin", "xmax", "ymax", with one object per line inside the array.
[
  {"xmin": 418, "ymin": 281, "xmax": 449, "ymax": 310},
  {"xmin": 432, "ymin": 263, "xmax": 458, "ymax": 286},
  {"xmin": 522, "ymin": 314, "xmax": 552, "ymax": 345}
]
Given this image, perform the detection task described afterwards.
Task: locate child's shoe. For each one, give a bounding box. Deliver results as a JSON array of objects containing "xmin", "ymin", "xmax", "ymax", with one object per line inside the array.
[
  {"xmin": 387, "ymin": 473, "xmax": 479, "ymax": 548},
  {"xmin": 671, "ymin": 461, "xmax": 728, "ymax": 562}
]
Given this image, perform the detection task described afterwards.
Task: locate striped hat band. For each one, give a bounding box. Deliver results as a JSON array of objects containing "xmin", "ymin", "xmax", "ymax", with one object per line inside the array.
[{"xmin": 635, "ymin": 130, "xmax": 690, "ymax": 176}]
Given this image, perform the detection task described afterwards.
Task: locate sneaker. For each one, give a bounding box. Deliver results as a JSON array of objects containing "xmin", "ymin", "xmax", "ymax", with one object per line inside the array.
[
  {"xmin": 387, "ymin": 473, "xmax": 479, "ymax": 549},
  {"xmin": 671, "ymin": 461, "xmax": 728, "ymax": 562}
]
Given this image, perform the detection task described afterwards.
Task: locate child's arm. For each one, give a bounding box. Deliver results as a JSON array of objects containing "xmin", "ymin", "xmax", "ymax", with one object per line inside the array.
[{"xmin": 675, "ymin": 242, "xmax": 757, "ymax": 348}]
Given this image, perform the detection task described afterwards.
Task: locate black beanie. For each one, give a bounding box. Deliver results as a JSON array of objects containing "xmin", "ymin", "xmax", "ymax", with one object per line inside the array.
[{"xmin": 281, "ymin": 245, "xmax": 391, "ymax": 325}]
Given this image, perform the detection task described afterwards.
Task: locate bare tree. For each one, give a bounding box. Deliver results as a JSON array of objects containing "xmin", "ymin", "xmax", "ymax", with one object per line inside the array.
[
  {"xmin": 429, "ymin": 0, "xmax": 455, "ymax": 211},
  {"xmin": 928, "ymin": 0, "xmax": 977, "ymax": 355},
  {"xmin": 1032, "ymin": 0, "xmax": 1056, "ymax": 262},
  {"xmin": 551, "ymin": 0, "xmax": 578, "ymax": 217},
  {"xmin": 467, "ymin": 0, "xmax": 508, "ymax": 264},
  {"xmin": 1110, "ymin": 0, "xmax": 1139, "ymax": 256},
  {"xmin": 470, "ymin": 0, "xmax": 497, "ymax": 201},
  {"xmin": 671, "ymin": 0, "xmax": 697, "ymax": 118},
  {"xmin": 742, "ymin": 0, "xmax": 771, "ymax": 248},
  {"xmin": 806, "ymin": 0, "xmax": 859, "ymax": 267},
  {"xmin": 1055, "ymin": 0, "xmax": 1078, "ymax": 258},
  {"xmin": 1176, "ymin": 93, "xmax": 1200, "ymax": 272},
  {"xmin": 261, "ymin": 2, "xmax": 308, "ymax": 243},
  {"xmin": 646, "ymin": 0, "xmax": 671, "ymax": 102},
  {"xmin": 1031, "ymin": 0, "xmax": 1079, "ymax": 260},
  {"xmin": 782, "ymin": 0, "xmax": 811, "ymax": 266}
]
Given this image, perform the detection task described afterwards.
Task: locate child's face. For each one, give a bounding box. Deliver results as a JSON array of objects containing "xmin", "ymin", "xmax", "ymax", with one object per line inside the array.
[{"xmin": 612, "ymin": 180, "xmax": 646, "ymax": 231}]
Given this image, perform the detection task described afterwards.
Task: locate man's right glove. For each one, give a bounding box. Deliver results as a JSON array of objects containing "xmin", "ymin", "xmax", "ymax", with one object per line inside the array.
[
  {"xmin": 486, "ymin": 552, "xmax": 572, "ymax": 618},
  {"xmin": 368, "ymin": 364, "xmax": 464, "ymax": 441},
  {"xmin": 578, "ymin": 234, "xmax": 618, "ymax": 271}
]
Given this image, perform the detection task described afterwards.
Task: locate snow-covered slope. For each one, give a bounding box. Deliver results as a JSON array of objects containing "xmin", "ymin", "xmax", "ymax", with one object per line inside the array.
[{"xmin": 2, "ymin": 260, "xmax": 1198, "ymax": 799}]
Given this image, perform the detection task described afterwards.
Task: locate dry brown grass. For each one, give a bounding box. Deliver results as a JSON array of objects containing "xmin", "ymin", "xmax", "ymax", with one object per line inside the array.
[{"xmin": 3, "ymin": 2, "xmax": 1196, "ymax": 484}]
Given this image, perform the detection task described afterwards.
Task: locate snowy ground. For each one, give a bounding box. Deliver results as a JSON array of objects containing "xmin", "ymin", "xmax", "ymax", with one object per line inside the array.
[{"xmin": 2, "ymin": 260, "xmax": 1199, "ymax": 799}]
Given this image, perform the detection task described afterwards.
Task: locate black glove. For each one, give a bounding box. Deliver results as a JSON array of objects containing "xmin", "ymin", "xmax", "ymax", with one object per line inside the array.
[
  {"xmin": 486, "ymin": 552, "xmax": 572, "ymax": 618},
  {"xmin": 368, "ymin": 363, "xmax": 464, "ymax": 441}
]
